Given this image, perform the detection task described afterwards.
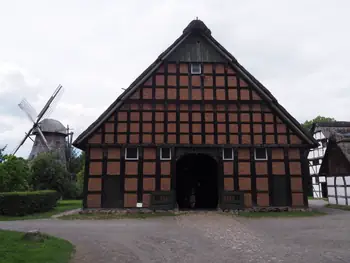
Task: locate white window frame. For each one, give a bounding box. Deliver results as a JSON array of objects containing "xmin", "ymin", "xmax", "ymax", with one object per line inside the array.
[
  {"xmin": 254, "ymin": 148, "xmax": 267, "ymax": 161},
  {"xmin": 222, "ymin": 148, "xmax": 234, "ymax": 160},
  {"xmin": 125, "ymin": 147, "xmax": 139, "ymax": 160},
  {"xmin": 190, "ymin": 63, "xmax": 201, "ymax": 74},
  {"xmin": 160, "ymin": 147, "xmax": 172, "ymax": 160}
]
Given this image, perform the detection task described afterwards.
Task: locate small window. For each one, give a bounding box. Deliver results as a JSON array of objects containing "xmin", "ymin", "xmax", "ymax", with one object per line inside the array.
[
  {"xmin": 191, "ymin": 63, "xmax": 201, "ymax": 74},
  {"xmin": 222, "ymin": 148, "xmax": 234, "ymax": 160},
  {"xmin": 312, "ymin": 159, "xmax": 319, "ymax": 166},
  {"xmin": 160, "ymin": 148, "xmax": 171, "ymax": 160},
  {"xmin": 254, "ymin": 148, "xmax": 267, "ymax": 160},
  {"xmin": 125, "ymin": 147, "xmax": 138, "ymax": 160}
]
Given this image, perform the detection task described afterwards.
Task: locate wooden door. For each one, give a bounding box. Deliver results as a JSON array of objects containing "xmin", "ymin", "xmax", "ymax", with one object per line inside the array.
[
  {"xmin": 272, "ymin": 175, "xmax": 289, "ymax": 206},
  {"xmin": 102, "ymin": 175, "xmax": 123, "ymax": 208}
]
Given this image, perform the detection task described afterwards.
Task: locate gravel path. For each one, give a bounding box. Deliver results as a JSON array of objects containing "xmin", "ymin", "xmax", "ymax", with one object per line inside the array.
[{"xmin": 1, "ymin": 200, "xmax": 350, "ymax": 263}]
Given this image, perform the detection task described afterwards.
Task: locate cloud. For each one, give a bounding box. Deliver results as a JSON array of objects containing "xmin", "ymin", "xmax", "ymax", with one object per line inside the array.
[{"xmin": 1, "ymin": 0, "xmax": 350, "ymax": 157}]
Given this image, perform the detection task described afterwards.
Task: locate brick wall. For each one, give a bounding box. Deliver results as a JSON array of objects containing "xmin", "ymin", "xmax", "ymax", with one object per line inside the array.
[{"xmin": 83, "ymin": 62, "xmax": 308, "ymax": 209}]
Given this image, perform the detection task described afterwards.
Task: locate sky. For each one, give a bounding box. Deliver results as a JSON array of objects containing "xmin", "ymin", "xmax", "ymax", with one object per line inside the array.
[{"xmin": 1, "ymin": 0, "xmax": 349, "ymax": 158}]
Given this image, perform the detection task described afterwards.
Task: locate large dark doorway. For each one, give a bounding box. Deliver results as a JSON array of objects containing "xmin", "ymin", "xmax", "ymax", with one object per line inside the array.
[
  {"xmin": 176, "ymin": 153, "xmax": 218, "ymax": 209},
  {"xmin": 321, "ymin": 182, "xmax": 328, "ymax": 198},
  {"xmin": 102, "ymin": 176, "xmax": 123, "ymax": 208},
  {"xmin": 271, "ymin": 175, "xmax": 289, "ymax": 206}
]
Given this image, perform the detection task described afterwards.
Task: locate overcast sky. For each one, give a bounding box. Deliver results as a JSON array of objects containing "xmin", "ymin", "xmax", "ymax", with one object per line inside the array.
[{"xmin": 1, "ymin": 0, "xmax": 349, "ymax": 157}]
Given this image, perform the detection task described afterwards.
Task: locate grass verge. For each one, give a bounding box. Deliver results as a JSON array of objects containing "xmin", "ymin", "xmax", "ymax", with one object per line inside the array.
[
  {"xmin": 325, "ymin": 204, "xmax": 350, "ymax": 211},
  {"xmin": 0, "ymin": 200, "xmax": 82, "ymax": 221},
  {"xmin": 236, "ymin": 210, "xmax": 327, "ymax": 218},
  {"xmin": 308, "ymin": 197, "xmax": 328, "ymax": 201},
  {"xmin": 0, "ymin": 229, "xmax": 74, "ymax": 263},
  {"xmin": 60, "ymin": 211, "xmax": 177, "ymax": 220}
]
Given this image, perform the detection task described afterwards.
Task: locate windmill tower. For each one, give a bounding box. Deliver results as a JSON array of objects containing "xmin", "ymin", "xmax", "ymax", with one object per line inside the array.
[
  {"xmin": 12, "ymin": 84, "xmax": 74, "ymax": 167},
  {"xmin": 28, "ymin": 118, "xmax": 68, "ymax": 162}
]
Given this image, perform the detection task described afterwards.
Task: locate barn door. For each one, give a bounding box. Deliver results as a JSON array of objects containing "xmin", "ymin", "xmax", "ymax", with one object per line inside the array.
[
  {"xmin": 102, "ymin": 175, "xmax": 123, "ymax": 208},
  {"xmin": 272, "ymin": 175, "xmax": 289, "ymax": 206},
  {"xmin": 321, "ymin": 182, "xmax": 328, "ymax": 198}
]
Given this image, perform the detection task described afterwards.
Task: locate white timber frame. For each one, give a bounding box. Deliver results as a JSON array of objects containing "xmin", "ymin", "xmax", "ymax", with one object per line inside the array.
[
  {"xmin": 327, "ymin": 175, "xmax": 350, "ymax": 205},
  {"xmin": 308, "ymin": 130, "xmax": 328, "ymax": 198}
]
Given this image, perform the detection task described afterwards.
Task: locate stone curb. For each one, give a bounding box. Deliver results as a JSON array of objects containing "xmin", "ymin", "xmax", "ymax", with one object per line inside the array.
[{"xmin": 52, "ymin": 208, "xmax": 83, "ymax": 218}]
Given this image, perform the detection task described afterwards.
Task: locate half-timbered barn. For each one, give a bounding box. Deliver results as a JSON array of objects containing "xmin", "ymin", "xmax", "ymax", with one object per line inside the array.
[
  {"xmin": 319, "ymin": 136, "xmax": 350, "ymax": 205},
  {"xmin": 308, "ymin": 122, "xmax": 350, "ymax": 198},
  {"xmin": 73, "ymin": 19, "xmax": 317, "ymax": 210}
]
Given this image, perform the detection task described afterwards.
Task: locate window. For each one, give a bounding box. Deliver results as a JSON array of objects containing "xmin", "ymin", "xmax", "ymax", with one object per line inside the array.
[
  {"xmin": 125, "ymin": 147, "xmax": 138, "ymax": 160},
  {"xmin": 254, "ymin": 148, "xmax": 267, "ymax": 160},
  {"xmin": 160, "ymin": 148, "xmax": 171, "ymax": 160},
  {"xmin": 191, "ymin": 63, "xmax": 201, "ymax": 74},
  {"xmin": 312, "ymin": 159, "xmax": 319, "ymax": 166},
  {"xmin": 222, "ymin": 148, "xmax": 234, "ymax": 160}
]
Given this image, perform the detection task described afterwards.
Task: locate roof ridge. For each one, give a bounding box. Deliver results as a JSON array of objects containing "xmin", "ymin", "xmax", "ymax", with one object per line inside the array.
[{"xmin": 183, "ymin": 19, "xmax": 211, "ymax": 35}]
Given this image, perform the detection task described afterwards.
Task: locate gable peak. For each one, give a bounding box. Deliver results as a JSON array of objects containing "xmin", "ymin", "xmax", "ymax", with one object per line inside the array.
[{"xmin": 183, "ymin": 19, "xmax": 211, "ymax": 35}]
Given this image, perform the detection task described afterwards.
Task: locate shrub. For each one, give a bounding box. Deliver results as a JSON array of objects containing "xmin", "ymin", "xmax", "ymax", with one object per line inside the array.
[
  {"xmin": 0, "ymin": 155, "xmax": 30, "ymax": 192},
  {"xmin": 75, "ymin": 168, "xmax": 84, "ymax": 199},
  {"xmin": 29, "ymin": 152, "xmax": 70, "ymax": 195},
  {"xmin": 0, "ymin": 190, "xmax": 60, "ymax": 216},
  {"xmin": 61, "ymin": 181, "xmax": 78, "ymax": 200}
]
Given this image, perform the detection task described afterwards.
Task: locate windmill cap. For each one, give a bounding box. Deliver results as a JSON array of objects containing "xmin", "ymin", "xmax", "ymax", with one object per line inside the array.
[{"xmin": 33, "ymin": 118, "xmax": 67, "ymax": 136}]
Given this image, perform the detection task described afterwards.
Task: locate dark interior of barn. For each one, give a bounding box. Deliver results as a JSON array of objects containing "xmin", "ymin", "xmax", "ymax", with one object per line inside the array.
[{"xmin": 176, "ymin": 153, "xmax": 218, "ymax": 210}]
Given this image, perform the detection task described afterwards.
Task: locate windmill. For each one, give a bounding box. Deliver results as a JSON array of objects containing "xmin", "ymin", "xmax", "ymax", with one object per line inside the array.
[{"xmin": 12, "ymin": 84, "xmax": 74, "ymax": 166}]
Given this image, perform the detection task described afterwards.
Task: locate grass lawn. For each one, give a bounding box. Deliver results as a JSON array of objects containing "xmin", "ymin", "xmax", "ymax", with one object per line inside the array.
[
  {"xmin": 60, "ymin": 211, "xmax": 177, "ymax": 220},
  {"xmin": 326, "ymin": 204, "xmax": 350, "ymax": 211},
  {"xmin": 0, "ymin": 200, "xmax": 82, "ymax": 221},
  {"xmin": 0, "ymin": 230, "xmax": 74, "ymax": 263},
  {"xmin": 236, "ymin": 210, "xmax": 327, "ymax": 218},
  {"xmin": 308, "ymin": 196, "xmax": 328, "ymax": 201}
]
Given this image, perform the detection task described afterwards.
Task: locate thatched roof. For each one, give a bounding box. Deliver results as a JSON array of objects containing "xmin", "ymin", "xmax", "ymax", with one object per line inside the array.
[
  {"xmin": 337, "ymin": 139, "xmax": 350, "ymax": 163},
  {"xmin": 311, "ymin": 122, "xmax": 350, "ymax": 139}
]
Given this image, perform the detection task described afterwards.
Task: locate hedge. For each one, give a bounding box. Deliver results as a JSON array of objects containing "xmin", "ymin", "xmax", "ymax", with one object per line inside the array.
[{"xmin": 0, "ymin": 190, "xmax": 60, "ymax": 216}]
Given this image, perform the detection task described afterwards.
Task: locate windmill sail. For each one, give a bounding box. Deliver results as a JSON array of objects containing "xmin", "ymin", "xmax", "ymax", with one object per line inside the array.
[
  {"xmin": 37, "ymin": 84, "xmax": 63, "ymax": 122},
  {"xmin": 12, "ymin": 84, "xmax": 64, "ymax": 155}
]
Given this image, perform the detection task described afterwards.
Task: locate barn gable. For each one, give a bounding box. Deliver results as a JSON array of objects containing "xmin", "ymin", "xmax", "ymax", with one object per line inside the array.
[
  {"xmin": 73, "ymin": 19, "xmax": 316, "ymax": 148},
  {"xmin": 73, "ymin": 20, "xmax": 321, "ymax": 210},
  {"xmin": 320, "ymin": 138, "xmax": 350, "ymax": 175}
]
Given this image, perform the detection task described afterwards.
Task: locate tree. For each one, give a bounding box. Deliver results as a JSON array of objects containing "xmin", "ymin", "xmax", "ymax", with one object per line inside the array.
[
  {"xmin": 0, "ymin": 155, "xmax": 30, "ymax": 192},
  {"xmin": 29, "ymin": 152, "xmax": 70, "ymax": 195},
  {"xmin": 76, "ymin": 165, "xmax": 85, "ymax": 199},
  {"xmin": 0, "ymin": 145, "xmax": 7, "ymax": 163},
  {"xmin": 66, "ymin": 147, "xmax": 85, "ymax": 175},
  {"xmin": 302, "ymin": 116, "xmax": 336, "ymax": 131}
]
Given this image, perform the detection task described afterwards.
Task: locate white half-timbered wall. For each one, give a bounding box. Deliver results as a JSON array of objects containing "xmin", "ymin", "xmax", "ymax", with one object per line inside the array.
[
  {"xmin": 327, "ymin": 175, "xmax": 350, "ymax": 205},
  {"xmin": 308, "ymin": 130, "xmax": 327, "ymax": 198}
]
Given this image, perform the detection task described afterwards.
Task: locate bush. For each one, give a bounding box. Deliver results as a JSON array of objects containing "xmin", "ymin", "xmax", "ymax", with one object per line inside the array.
[
  {"xmin": 75, "ymin": 168, "xmax": 84, "ymax": 199},
  {"xmin": 0, "ymin": 190, "xmax": 60, "ymax": 216},
  {"xmin": 61, "ymin": 181, "xmax": 78, "ymax": 200},
  {"xmin": 30, "ymin": 152, "xmax": 70, "ymax": 195},
  {"xmin": 0, "ymin": 155, "xmax": 30, "ymax": 192}
]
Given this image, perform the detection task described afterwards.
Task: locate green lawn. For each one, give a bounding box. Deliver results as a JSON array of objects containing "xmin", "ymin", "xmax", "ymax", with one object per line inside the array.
[
  {"xmin": 236, "ymin": 210, "xmax": 327, "ymax": 218},
  {"xmin": 60, "ymin": 211, "xmax": 177, "ymax": 220},
  {"xmin": 308, "ymin": 196, "xmax": 328, "ymax": 201},
  {"xmin": 0, "ymin": 200, "xmax": 82, "ymax": 221},
  {"xmin": 0, "ymin": 230, "xmax": 74, "ymax": 263},
  {"xmin": 326, "ymin": 204, "xmax": 350, "ymax": 211}
]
